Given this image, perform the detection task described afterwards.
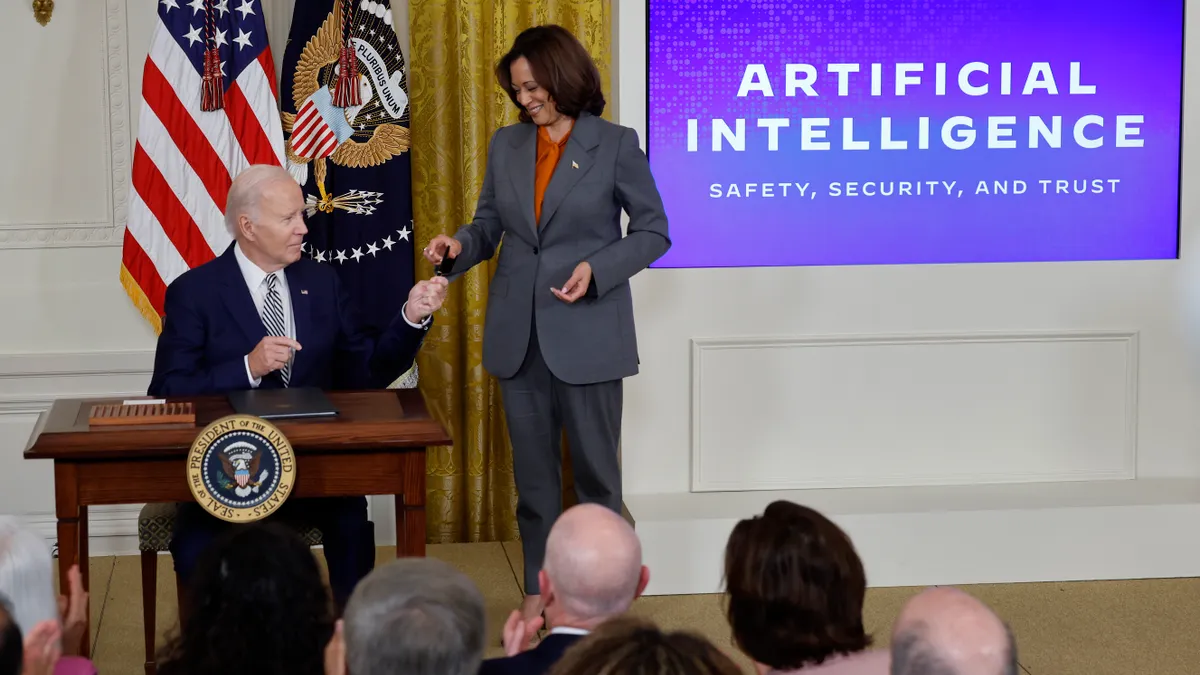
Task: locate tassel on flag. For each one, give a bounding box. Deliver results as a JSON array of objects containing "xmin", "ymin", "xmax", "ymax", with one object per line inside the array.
[
  {"xmin": 331, "ymin": 0, "xmax": 362, "ymax": 107},
  {"xmin": 200, "ymin": 0, "xmax": 224, "ymax": 110}
]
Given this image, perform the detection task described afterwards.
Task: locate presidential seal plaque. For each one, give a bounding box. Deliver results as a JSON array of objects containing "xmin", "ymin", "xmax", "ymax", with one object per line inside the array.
[{"xmin": 187, "ymin": 415, "xmax": 296, "ymax": 523}]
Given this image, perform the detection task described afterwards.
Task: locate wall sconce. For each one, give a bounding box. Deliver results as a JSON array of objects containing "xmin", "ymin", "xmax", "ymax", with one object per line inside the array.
[{"xmin": 33, "ymin": 0, "xmax": 53, "ymax": 26}]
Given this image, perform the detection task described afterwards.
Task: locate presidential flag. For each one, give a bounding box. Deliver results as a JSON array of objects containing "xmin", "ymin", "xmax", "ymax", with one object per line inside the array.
[
  {"xmin": 280, "ymin": 0, "xmax": 416, "ymax": 385},
  {"xmin": 121, "ymin": 0, "xmax": 286, "ymax": 332}
]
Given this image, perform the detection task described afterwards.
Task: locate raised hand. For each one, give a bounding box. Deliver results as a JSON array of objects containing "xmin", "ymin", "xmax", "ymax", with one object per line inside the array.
[
  {"xmin": 404, "ymin": 276, "xmax": 450, "ymax": 324},
  {"xmin": 422, "ymin": 235, "xmax": 462, "ymax": 264},
  {"xmin": 58, "ymin": 564, "xmax": 88, "ymax": 656},
  {"xmin": 247, "ymin": 336, "xmax": 302, "ymax": 379},
  {"xmin": 500, "ymin": 609, "xmax": 544, "ymax": 656}
]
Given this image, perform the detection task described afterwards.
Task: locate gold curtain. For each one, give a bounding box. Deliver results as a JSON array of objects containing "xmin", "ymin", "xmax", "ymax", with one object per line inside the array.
[{"xmin": 408, "ymin": 0, "xmax": 612, "ymax": 542}]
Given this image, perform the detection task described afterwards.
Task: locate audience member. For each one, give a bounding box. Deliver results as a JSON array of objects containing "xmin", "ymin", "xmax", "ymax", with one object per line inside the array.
[
  {"xmin": 485, "ymin": 503, "xmax": 650, "ymax": 675},
  {"xmin": 325, "ymin": 557, "xmax": 486, "ymax": 675},
  {"xmin": 889, "ymin": 587, "xmax": 1018, "ymax": 675},
  {"xmin": 156, "ymin": 522, "xmax": 333, "ymax": 675},
  {"xmin": 546, "ymin": 616, "xmax": 742, "ymax": 675},
  {"xmin": 724, "ymin": 501, "xmax": 887, "ymax": 674},
  {"xmin": 0, "ymin": 594, "xmax": 22, "ymax": 675},
  {"xmin": 0, "ymin": 519, "xmax": 93, "ymax": 675}
]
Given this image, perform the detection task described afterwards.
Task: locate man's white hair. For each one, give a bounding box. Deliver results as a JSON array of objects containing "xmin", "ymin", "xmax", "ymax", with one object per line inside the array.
[
  {"xmin": 0, "ymin": 516, "xmax": 58, "ymax": 636},
  {"xmin": 224, "ymin": 164, "xmax": 296, "ymax": 238},
  {"xmin": 543, "ymin": 504, "xmax": 643, "ymax": 621}
]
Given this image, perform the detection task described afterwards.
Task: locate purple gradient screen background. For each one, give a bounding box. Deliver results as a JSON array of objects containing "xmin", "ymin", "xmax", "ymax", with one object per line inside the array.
[{"xmin": 646, "ymin": 0, "xmax": 1184, "ymax": 268}]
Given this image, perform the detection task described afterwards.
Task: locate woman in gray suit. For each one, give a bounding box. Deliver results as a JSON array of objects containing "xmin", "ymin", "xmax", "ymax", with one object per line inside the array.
[{"xmin": 424, "ymin": 24, "xmax": 670, "ymax": 624}]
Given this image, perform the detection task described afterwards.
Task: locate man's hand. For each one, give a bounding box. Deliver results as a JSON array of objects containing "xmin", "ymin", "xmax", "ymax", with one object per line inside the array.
[
  {"xmin": 552, "ymin": 262, "xmax": 592, "ymax": 303},
  {"xmin": 22, "ymin": 620, "xmax": 62, "ymax": 675},
  {"xmin": 500, "ymin": 609, "xmax": 544, "ymax": 656},
  {"xmin": 422, "ymin": 235, "xmax": 462, "ymax": 264},
  {"xmin": 58, "ymin": 564, "xmax": 88, "ymax": 657},
  {"xmin": 404, "ymin": 276, "xmax": 449, "ymax": 324},
  {"xmin": 323, "ymin": 619, "xmax": 346, "ymax": 675},
  {"xmin": 247, "ymin": 336, "xmax": 302, "ymax": 379}
]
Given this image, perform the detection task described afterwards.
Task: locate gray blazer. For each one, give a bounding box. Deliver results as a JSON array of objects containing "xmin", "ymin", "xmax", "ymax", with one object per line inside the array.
[{"xmin": 448, "ymin": 112, "xmax": 671, "ymax": 385}]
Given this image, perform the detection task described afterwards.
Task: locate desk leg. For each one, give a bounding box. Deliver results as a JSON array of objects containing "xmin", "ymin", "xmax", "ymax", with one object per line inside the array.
[
  {"xmin": 54, "ymin": 462, "xmax": 89, "ymax": 657},
  {"xmin": 395, "ymin": 451, "xmax": 426, "ymax": 557}
]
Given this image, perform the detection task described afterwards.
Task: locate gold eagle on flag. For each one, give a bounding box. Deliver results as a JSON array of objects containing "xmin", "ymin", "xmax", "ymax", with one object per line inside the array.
[{"xmin": 281, "ymin": 0, "xmax": 410, "ymax": 215}]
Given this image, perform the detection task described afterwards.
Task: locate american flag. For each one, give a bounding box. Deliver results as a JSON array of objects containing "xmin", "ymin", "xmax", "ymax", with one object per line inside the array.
[{"xmin": 121, "ymin": 0, "xmax": 285, "ymax": 333}]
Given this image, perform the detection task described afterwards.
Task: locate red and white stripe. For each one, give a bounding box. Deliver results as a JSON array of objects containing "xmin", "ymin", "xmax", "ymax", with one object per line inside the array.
[{"xmin": 121, "ymin": 8, "xmax": 285, "ymax": 323}]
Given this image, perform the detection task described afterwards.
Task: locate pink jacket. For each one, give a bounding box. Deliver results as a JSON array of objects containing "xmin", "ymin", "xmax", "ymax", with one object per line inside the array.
[{"xmin": 55, "ymin": 656, "xmax": 98, "ymax": 675}]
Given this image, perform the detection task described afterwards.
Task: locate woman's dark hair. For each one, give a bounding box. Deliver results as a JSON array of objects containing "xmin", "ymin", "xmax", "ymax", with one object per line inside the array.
[
  {"xmin": 547, "ymin": 616, "xmax": 742, "ymax": 675},
  {"xmin": 156, "ymin": 522, "xmax": 333, "ymax": 675},
  {"xmin": 723, "ymin": 500, "xmax": 871, "ymax": 669},
  {"xmin": 496, "ymin": 24, "xmax": 606, "ymax": 122}
]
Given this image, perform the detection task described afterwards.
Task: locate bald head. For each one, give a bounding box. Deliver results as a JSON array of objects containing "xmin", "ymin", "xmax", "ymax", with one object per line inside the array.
[
  {"xmin": 540, "ymin": 504, "xmax": 647, "ymax": 625},
  {"xmin": 890, "ymin": 587, "xmax": 1017, "ymax": 675}
]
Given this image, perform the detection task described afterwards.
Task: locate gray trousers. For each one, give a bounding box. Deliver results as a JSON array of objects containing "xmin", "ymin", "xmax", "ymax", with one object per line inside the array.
[{"xmin": 498, "ymin": 321, "xmax": 623, "ymax": 593}]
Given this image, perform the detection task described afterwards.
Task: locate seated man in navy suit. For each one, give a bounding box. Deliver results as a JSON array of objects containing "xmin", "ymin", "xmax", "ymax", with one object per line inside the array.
[
  {"xmin": 485, "ymin": 504, "xmax": 650, "ymax": 675},
  {"xmin": 148, "ymin": 164, "xmax": 448, "ymax": 611}
]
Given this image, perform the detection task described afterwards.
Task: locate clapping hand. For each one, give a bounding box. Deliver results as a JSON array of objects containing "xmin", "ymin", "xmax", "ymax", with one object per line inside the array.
[
  {"xmin": 22, "ymin": 620, "xmax": 62, "ymax": 675},
  {"xmin": 58, "ymin": 564, "xmax": 88, "ymax": 656},
  {"xmin": 404, "ymin": 276, "xmax": 450, "ymax": 324},
  {"xmin": 500, "ymin": 609, "xmax": 544, "ymax": 656}
]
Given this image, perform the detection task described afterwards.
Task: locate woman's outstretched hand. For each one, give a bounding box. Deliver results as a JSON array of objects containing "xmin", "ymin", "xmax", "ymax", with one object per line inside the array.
[{"xmin": 423, "ymin": 235, "xmax": 462, "ymax": 264}]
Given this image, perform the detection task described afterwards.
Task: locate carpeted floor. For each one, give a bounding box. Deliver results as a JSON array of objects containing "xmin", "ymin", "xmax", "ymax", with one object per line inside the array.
[{"xmin": 72, "ymin": 542, "xmax": 1200, "ymax": 674}]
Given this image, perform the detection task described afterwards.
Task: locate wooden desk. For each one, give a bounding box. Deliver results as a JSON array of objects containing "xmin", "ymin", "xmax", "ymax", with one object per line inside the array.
[{"xmin": 24, "ymin": 389, "xmax": 451, "ymax": 656}]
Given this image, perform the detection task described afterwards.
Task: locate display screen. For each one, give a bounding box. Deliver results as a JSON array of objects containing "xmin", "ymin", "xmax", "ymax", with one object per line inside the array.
[{"xmin": 646, "ymin": 0, "xmax": 1185, "ymax": 267}]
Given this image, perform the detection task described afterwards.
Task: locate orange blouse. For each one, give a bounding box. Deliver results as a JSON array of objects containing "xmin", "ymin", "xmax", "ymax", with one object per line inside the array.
[{"xmin": 533, "ymin": 123, "xmax": 572, "ymax": 225}]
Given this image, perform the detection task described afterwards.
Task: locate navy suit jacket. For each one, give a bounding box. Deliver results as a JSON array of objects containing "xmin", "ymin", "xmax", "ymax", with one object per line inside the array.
[
  {"xmin": 478, "ymin": 633, "xmax": 583, "ymax": 675},
  {"xmin": 148, "ymin": 244, "xmax": 428, "ymax": 397}
]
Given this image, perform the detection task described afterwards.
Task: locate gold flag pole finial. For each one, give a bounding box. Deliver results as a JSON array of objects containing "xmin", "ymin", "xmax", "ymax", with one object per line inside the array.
[{"xmin": 32, "ymin": 0, "xmax": 53, "ymax": 26}]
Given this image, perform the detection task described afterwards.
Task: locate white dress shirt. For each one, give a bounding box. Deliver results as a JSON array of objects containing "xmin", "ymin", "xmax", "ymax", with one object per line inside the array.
[
  {"xmin": 549, "ymin": 626, "xmax": 590, "ymax": 636},
  {"xmin": 233, "ymin": 243, "xmax": 430, "ymax": 387}
]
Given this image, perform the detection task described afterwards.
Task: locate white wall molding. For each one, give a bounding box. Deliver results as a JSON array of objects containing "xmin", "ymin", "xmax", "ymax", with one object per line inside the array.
[
  {"xmin": 2, "ymin": 350, "xmax": 156, "ymax": 556},
  {"xmin": 690, "ymin": 330, "xmax": 1140, "ymax": 492},
  {"xmin": 0, "ymin": 0, "xmax": 129, "ymax": 248}
]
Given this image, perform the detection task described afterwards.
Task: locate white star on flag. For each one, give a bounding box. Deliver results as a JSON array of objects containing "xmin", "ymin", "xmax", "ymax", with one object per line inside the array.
[
  {"xmin": 214, "ymin": 0, "xmax": 230, "ymax": 16},
  {"xmin": 367, "ymin": 242, "xmax": 380, "ymax": 256},
  {"xmin": 351, "ymin": 247, "xmax": 364, "ymax": 261},
  {"xmin": 336, "ymin": 250, "xmax": 348, "ymax": 263},
  {"xmin": 188, "ymin": 0, "xmax": 205, "ymax": 14},
  {"xmin": 161, "ymin": 0, "xmax": 179, "ymax": 11},
  {"xmin": 236, "ymin": 0, "xmax": 255, "ymax": 18},
  {"xmin": 184, "ymin": 24, "xmax": 202, "ymax": 46},
  {"xmin": 234, "ymin": 28, "xmax": 253, "ymax": 50},
  {"xmin": 397, "ymin": 226, "xmax": 411, "ymax": 241},
  {"xmin": 382, "ymin": 236, "xmax": 395, "ymax": 250}
]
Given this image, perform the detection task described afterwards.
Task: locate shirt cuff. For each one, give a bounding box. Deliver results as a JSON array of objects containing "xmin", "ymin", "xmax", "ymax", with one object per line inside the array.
[
  {"xmin": 402, "ymin": 300, "xmax": 432, "ymax": 329},
  {"xmin": 244, "ymin": 355, "xmax": 262, "ymax": 388}
]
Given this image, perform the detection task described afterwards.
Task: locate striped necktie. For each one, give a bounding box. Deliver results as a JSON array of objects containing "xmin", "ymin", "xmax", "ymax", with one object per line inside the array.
[{"xmin": 262, "ymin": 273, "xmax": 290, "ymax": 386}]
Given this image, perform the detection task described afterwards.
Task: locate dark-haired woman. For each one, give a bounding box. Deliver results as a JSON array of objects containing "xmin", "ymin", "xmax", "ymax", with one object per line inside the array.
[
  {"xmin": 723, "ymin": 501, "xmax": 889, "ymax": 675},
  {"xmin": 156, "ymin": 522, "xmax": 332, "ymax": 675},
  {"xmin": 424, "ymin": 24, "xmax": 670, "ymax": 623}
]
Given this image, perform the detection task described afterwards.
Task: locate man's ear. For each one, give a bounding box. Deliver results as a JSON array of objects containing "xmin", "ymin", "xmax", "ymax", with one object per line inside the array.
[
  {"xmin": 634, "ymin": 566, "xmax": 650, "ymax": 599},
  {"xmin": 539, "ymin": 570, "xmax": 555, "ymax": 606}
]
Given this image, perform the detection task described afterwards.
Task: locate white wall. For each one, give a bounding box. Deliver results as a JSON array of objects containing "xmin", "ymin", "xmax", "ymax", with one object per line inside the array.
[
  {"xmin": 0, "ymin": 0, "xmax": 410, "ymax": 553},
  {"xmin": 616, "ymin": 0, "xmax": 1200, "ymax": 592}
]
